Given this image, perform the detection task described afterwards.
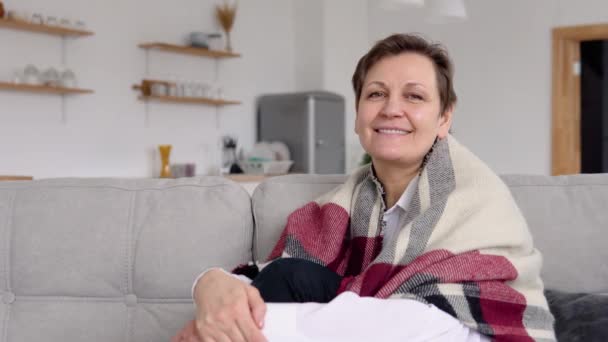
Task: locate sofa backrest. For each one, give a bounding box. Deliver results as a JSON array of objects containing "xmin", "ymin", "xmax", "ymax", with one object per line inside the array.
[
  {"xmin": 252, "ymin": 173, "xmax": 608, "ymax": 295},
  {"xmin": 501, "ymin": 174, "xmax": 608, "ymax": 294},
  {"xmin": 0, "ymin": 177, "xmax": 253, "ymax": 342}
]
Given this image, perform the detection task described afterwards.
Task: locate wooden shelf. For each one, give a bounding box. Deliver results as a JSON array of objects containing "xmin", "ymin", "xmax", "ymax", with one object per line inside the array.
[
  {"xmin": 0, "ymin": 18, "xmax": 94, "ymax": 37},
  {"xmin": 139, "ymin": 42, "xmax": 240, "ymax": 58},
  {"xmin": 0, "ymin": 175, "xmax": 33, "ymax": 181},
  {"xmin": 0, "ymin": 81, "xmax": 93, "ymax": 95},
  {"xmin": 139, "ymin": 94, "xmax": 241, "ymax": 106}
]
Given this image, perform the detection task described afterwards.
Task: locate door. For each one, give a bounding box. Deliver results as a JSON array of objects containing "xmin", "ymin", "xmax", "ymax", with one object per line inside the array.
[
  {"xmin": 552, "ymin": 23, "xmax": 608, "ymax": 175},
  {"xmin": 580, "ymin": 40, "xmax": 608, "ymax": 173}
]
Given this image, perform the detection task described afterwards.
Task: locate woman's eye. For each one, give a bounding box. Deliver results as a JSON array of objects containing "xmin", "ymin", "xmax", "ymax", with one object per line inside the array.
[
  {"xmin": 406, "ymin": 93, "xmax": 424, "ymax": 101},
  {"xmin": 368, "ymin": 91, "xmax": 385, "ymax": 98}
]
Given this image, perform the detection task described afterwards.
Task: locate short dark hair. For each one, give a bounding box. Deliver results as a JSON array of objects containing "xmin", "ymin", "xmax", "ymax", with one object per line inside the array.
[{"xmin": 352, "ymin": 33, "xmax": 457, "ymax": 115}]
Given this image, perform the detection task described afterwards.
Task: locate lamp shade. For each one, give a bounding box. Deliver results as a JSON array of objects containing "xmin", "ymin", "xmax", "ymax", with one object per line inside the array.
[
  {"xmin": 427, "ymin": 0, "xmax": 467, "ymax": 22},
  {"xmin": 379, "ymin": 0, "xmax": 425, "ymax": 10}
]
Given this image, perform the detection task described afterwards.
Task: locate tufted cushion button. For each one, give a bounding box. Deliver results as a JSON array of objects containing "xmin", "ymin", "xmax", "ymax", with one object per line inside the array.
[
  {"xmin": 125, "ymin": 294, "xmax": 138, "ymax": 307},
  {"xmin": 2, "ymin": 292, "xmax": 15, "ymax": 304}
]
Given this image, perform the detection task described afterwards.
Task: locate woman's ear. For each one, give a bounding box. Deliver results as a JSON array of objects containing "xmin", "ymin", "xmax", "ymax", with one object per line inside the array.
[
  {"xmin": 437, "ymin": 106, "xmax": 454, "ymax": 139},
  {"xmin": 354, "ymin": 100, "xmax": 361, "ymax": 135}
]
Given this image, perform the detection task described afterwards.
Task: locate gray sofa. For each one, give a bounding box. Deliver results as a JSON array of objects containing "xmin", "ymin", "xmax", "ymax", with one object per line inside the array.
[{"xmin": 0, "ymin": 173, "xmax": 606, "ymax": 341}]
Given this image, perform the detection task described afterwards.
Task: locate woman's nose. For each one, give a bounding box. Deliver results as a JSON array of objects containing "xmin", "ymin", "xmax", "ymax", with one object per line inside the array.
[{"xmin": 380, "ymin": 95, "xmax": 405, "ymax": 118}]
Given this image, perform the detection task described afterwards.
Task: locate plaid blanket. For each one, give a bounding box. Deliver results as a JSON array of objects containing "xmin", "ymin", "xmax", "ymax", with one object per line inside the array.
[{"xmin": 265, "ymin": 136, "xmax": 555, "ymax": 341}]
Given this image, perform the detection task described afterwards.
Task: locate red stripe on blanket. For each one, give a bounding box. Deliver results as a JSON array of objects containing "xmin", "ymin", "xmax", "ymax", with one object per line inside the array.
[
  {"xmin": 268, "ymin": 228, "xmax": 288, "ymax": 260},
  {"xmin": 492, "ymin": 334, "xmax": 534, "ymax": 342},
  {"xmin": 360, "ymin": 250, "xmax": 457, "ymax": 297},
  {"xmin": 344, "ymin": 250, "xmax": 525, "ymax": 296},
  {"xmin": 358, "ymin": 263, "xmax": 394, "ymax": 296},
  {"xmin": 352, "ymin": 250, "xmax": 454, "ymax": 298},
  {"xmin": 396, "ymin": 250, "xmax": 518, "ymax": 283},
  {"xmin": 269, "ymin": 202, "xmax": 351, "ymax": 266},
  {"xmin": 344, "ymin": 236, "xmax": 384, "ymax": 276},
  {"xmin": 478, "ymin": 282, "xmax": 532, "ymax": 341}
]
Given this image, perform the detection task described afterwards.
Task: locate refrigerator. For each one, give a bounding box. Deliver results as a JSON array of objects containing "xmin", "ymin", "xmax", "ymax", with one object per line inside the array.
[{"xmin": 257, "ymin": 91, "xmax": 345, "ymax": 174}]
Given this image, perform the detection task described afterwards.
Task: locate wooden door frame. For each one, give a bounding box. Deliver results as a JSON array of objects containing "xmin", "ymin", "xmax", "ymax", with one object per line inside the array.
[{"xmin": 552, "ymin": 23, "xmax": 608, "ymax": 175}]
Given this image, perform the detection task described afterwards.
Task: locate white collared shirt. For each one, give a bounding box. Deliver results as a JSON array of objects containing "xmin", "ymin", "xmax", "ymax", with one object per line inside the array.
[{"xmin": 381, "ymin": 174, "xmax": 420, "ymax": 246}]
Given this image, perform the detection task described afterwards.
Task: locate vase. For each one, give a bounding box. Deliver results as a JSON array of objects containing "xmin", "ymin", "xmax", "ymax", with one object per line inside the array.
[
  {"xmin": 224, "ymin": 31, "xmax": 232, "ymax": 52},
  {"xmin": 158, "ymin": 145, "xmax": 172, "ymax": 178}
]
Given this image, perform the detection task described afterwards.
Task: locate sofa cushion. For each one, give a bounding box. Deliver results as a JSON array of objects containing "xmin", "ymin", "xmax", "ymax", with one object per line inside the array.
[
  {"xmin": 545, "ymin": 289, "xmax": 608, "ymax": 341},
  {"xmin": 0, "ymin": 177, "xmax": 253, "ymax": 342},
  {"xmin": 253, "ymin": 173, "xmax": 608, "ymax": 295},
  {"xmin": 502, "ymin": 174, "xmax": 608, "ymax": 294}
]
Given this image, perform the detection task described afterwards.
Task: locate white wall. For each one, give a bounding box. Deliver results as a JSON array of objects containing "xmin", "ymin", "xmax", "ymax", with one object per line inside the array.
[
  {"xmin": 555, "ymin": 0, "xmax": 608, "ymax": 26},
  {"xmin": 368, "ymin": 0, "xmax": 608, "ymax": 175},
  {"xmin": 293, "ymin": 0, "xmax": 324, "ymax": 91},
  {"xmin": 0, "ymin": 0, "xmax": 295, "ymax": 178},
  {"xmin": 323, "ymin": 0, "xmax": 370, "ymax": 172}
]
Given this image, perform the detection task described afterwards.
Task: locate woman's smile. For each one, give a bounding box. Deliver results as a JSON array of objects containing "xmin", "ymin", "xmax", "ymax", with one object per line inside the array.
[{"xmin": 374, "ymin": 128, "xmax": 412, "ymax": 135}]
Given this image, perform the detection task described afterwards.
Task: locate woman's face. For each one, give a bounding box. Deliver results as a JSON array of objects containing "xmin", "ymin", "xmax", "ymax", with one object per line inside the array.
[{"xmin": 355, "ymin": 52, "xmax": 453, "ymax": 168}]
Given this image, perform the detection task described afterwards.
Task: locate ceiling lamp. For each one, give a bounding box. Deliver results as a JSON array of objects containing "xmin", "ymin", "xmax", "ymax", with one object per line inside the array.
[
  {"xmin": 378, "ymin": 0, "xmax": 467, "ymax": 23},
  {"xmin": 379, "ymin": 0, "xmax": 425, "ymax": 10},
  {"xmin": 426, "ymin": 0, "xmax": 467, "ymax": 22}
]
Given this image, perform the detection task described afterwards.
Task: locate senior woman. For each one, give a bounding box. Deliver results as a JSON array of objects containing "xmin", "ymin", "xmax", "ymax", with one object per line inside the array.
[{"xmin": 173, "ymin": 33, "xmax": 556, "ymax": 342}]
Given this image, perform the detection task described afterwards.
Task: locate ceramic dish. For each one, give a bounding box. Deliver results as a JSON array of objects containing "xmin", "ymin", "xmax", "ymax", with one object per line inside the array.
[{"xmin": 269, "ymin": 141, "xmax": 290, "ymax": 161}]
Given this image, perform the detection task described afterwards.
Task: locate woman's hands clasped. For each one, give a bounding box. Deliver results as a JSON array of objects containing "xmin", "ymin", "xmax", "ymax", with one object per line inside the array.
[{"xmin": 172, "ymin": 269, "xmax": 267, "ymax": 342}]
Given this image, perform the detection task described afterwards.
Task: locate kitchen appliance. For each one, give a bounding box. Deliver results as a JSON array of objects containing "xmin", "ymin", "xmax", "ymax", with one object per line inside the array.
[{"xmin": 257, "ymin": 91, "xmax": 345, "ymax": 174}]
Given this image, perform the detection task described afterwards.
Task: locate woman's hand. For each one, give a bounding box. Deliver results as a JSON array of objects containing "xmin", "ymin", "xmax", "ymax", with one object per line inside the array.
[
  {"xmin": 193, "ymin": 269, "xmax": 267, "ymax": 342},
  {"xmin": 171, "ymin": 320, "xmax": 202, "ymax": 342}
]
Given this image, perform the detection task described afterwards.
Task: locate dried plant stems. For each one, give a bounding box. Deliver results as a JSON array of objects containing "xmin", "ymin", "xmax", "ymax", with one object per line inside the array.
[{"xmin": 215, "ymin": 0, "xmax": 237, "ymax": 51}]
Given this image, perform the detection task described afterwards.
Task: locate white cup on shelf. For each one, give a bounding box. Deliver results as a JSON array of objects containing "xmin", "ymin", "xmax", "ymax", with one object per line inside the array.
[
  {"xmin": 212, "ymin": 84, "xmax": 224, "ymax": 100},
  {"xmin": 59, "ymin": 68, "xmax": 77, "ymax": 88},
  {"xmin": 41, "ymin": 67, "xmax": 60, "ymax": 86},
  {"xmin": 167, "ymin": 80, "xmax": 178, "ymax": 97},
  {"xmin": 192, "ymin": 81, "xmax": 205, "ymax": 98},
  {"xmin": 173, "ymin": 80, "xmax": 181, "ymax": 97},
  {"xmin": 75, "ymin": 20, "xmax": 86, "ymax": 30},
  {"xmin": 201, "ymin": 82, "xmax": 211, "ymax": 98},
  {"xmin": 45, "ymin": 16, "xmax": 58, "ymax": 27},
  {"xmin": 12, "ymin": 69, "xmax": 24, "ymax": 84},
  {"xmin": 22, "ymin": 64, "xmax": 41, "ymax": 85},
  {"xmin": 181, "ymin": 81, "xmax": 192, "ymax": 97},
  {"xmin": 31, "ymin": 13, "xmax": 44, "ymax": 25},
  {"xmin": 150, "ymin": 82, "xmax": 168, "ymax": 96},
  {"xmin": 59, "ymin": 18, "xmax": 73, "ymax": 28}
]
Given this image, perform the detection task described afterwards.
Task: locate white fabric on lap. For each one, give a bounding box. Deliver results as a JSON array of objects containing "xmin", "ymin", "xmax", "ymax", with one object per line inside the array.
[{"xmin": 262, "ymin": 292, "xmax": 489, "ymax": 342}]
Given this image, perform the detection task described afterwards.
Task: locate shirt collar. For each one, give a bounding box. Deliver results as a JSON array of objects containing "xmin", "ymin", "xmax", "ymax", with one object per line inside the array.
[{"xmin": 384, "ymin": 174, "xmax": 419, "ymax": 215}]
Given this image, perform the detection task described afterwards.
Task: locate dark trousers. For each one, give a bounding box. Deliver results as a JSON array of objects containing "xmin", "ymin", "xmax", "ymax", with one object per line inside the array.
[{"xmin": 251, "ymin": 258, "xmax": 342, "ymax": 303}]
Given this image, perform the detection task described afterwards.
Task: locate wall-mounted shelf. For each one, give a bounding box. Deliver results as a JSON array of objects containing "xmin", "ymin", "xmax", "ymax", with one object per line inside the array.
[
  {"xmin": 0, "ymin": 18, "xmax": 94, "ymax": 37},
  {"xmin": 138, "ymin": 42, "xmax": 240, "ymax": 58},
  {"xmin": 139, "ymin": 94, "xmax": 241, "ymax": 106},
  {"xmin": 0, "ymin": 175, "xmax": 33, "ymax": 181},
  {"xmin": 0, "ymin": 81, "xmax": 93, "ymax": 95}
]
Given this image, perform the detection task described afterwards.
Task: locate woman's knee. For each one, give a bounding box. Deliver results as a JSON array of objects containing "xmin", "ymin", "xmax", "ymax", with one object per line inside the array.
[
  {"xmin": 252, "ymin": 258, "xmax": 341, "ymax": 303},
  {"xmin": 259, "ymin": 258, "xmax": 311, "ymax": 279},
  {"xmin": 258, "ymin": 258, "xmax": 340, "ymax": 289}
]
